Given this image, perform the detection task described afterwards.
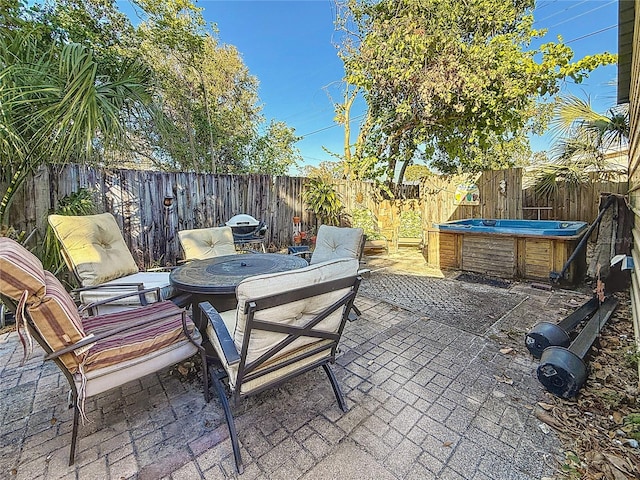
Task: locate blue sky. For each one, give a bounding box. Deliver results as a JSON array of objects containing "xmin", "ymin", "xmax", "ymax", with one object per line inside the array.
[{"xmin": 170, "ymin": 1, "xmax": 619, "ymax": 171}]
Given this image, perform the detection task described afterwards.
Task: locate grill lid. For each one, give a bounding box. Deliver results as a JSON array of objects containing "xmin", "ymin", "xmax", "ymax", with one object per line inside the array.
[{"xmin": 225, "ymin": 214, "xmax": 260, "ymax": 227}]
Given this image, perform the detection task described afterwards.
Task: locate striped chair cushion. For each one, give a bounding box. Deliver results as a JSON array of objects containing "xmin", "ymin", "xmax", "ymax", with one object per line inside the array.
[
  {"xmin": 82, "ymin": 301, "xmax": 196, "ymax": 372},
  {"xmin": 27, "ymin": 271, "xmax": 87, "ymax": 373},
  {"xmin": 0, "ymin": 237, "xmax": 46, "ymax": 302}
]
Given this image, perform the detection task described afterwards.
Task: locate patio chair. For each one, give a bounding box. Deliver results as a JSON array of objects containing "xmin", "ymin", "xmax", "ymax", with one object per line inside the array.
[
  {"xmin": 178, "ymin": 226, "xmax": 237, "ymax": 261},
  {"xmin": 48, "ymin": 212, "xmax": 186, "ymax": 314},
  {"xmin": 0, "ymin": 237, "xmax": 209, "ymax": 466},
  {"xmin": 202, "ymin": 257, "xmax": 361, "ymax": 473},
  {"xmin": 306, "ymin": 225, "xmax": 365, "ymax": 265},
  {"xmin": 294, "ymin": 225, "xmax": 366, "ymax": 321}
]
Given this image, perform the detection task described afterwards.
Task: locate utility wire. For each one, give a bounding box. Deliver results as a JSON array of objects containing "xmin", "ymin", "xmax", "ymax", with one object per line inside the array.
[
  {"xmin": 565, "ymin": 24, "xmax": 616, "ymax": 44},
  {"xmin": 299, "ymin": 113, "xmax": 366, "ymax": 138},
  {"xmin": 535, "ymin": 1, "xmax": 559, "ymax": 12},
  {"xmin": 533, "ymin": 0, "xmax": 589, "ymax": 25},
  {"xmin": 543, "ymin": 0, "xmax": 615, "ymax": 30}
]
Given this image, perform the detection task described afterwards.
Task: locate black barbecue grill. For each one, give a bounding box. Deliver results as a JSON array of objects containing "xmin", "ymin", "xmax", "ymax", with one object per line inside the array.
[{"xmin": 225, "ymin": 214, "xmax": 267, "ymax": 252}]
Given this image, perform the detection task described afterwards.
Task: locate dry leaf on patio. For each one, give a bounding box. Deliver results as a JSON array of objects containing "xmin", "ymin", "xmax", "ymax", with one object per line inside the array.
[
  {"xmin": 537, "ymin": 402, "xmax": 554, "ymax": 411},
  {"xmin": 612, "ymin": 411, "xmax": 623, "ymax": 424},
  {"xmin": 499, "ymin": 347, "xmax": 514, "ymax": 354},
  {"xmin": 177, "ymin": 365, "xmax": 189, "ymax": 376},
  {"xmin": 535, "ymin": 407, "xmax": 564, "ymax": 430},
  {"xmin": 443, "ymin": 441, "xmax": 453, "ymax": 447},
  {"xmin": 603, "ymin": 453, "xmax": 633, "ymax": 477},
  {"xmin": 494, "ymin": 375, "xmax": 513, "ymax": 385}
]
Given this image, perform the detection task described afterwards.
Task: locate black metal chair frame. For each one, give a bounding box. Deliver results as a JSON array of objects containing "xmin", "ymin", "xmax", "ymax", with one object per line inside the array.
[
  {"xmin": 201, "ymin": 274, "xmax": 361, "ymax": 474},
  {"xmin": 21, "ymin": 288, "xmax": 209, "ymax": 466}
]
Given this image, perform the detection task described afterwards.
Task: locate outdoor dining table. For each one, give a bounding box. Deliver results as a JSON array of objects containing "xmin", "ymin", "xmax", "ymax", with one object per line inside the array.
[{"xmin": 169, "ymin": 253, "xmax": 309, "ymax": 333}]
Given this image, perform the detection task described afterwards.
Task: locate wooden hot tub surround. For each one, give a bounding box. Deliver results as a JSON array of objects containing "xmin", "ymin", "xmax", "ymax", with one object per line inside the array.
[{"xmin": 427, "ymin": 219, "xmax": 589, "ymax": 283}]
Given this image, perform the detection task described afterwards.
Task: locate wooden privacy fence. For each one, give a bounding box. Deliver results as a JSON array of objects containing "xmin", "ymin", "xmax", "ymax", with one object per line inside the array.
[
  {"xmin": 9, "ymin": 165, "xmax": 318, "ymax": 267},
  {"xmin": 8, "ymin": 164, "xmax": 396, "ymax": 267},
  {"xmin": 522, "ymin": 174, "xmax": 629, "ymax": 222},
  {"xmin": 420, "ymin": 169, "xmax": 523, "ymax": 227},
  {"xmin": 5, "ymin": 164, "xmax": 628, "ymax": 268}
]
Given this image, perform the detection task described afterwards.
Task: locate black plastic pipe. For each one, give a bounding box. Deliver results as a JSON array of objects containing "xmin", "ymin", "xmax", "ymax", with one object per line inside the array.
[{"xmin": 549, "ymin": 195, "xmax": 617, "ymax": 283}]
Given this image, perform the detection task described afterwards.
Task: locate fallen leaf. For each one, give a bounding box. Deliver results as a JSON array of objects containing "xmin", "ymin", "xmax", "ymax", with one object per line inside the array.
[
  {"xmin": 50, "ymin": 418, "xmax": 57, "ymax": 425},
  {"xmin": 535, "ymin": 407, "xmax": 564, "ymax": 430},
  {"xmin": 537, "ymin": 402, "xmax": 554, "ymax": 411},
  {"xmin": 494, "ymin": 375, "xmax": 513, "ymax": 385},
  {"xmin": 177, "ymin": 365, "xmax": 189, "ymax": 376},
  {"xmin": 443, "ymin": 441, "xmax": 453, "ymax": 447},
  {"xmin": 603, "ymin": 453, "xmax": 632, "ymax": 476},
  {"xmin": 499, "ymin": 347, "xmax": 513, "ymax": 354},
  {"xmin": 612, "ymin": 411, "xmax": 623, "ymax": 424}
]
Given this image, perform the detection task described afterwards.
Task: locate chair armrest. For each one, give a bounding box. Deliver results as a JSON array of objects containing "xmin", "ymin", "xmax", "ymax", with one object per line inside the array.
[
  {"xmin": 146, "ymin": 266, "xmax": 177, "ymax": 272},
  {"xmin": 199, "ymin": 302, "xmax": 240, "ymax": 365},
  {"xmin": 73, "ymin": 283, "xmax": 144, "ymax": 293},
  {"xmin": 181, "ymin": 309, "xmax": 202, "ymax": 349},
  {"xmin": 78, "ymin": 287, "xmax": 162, "ymax": 314},
  {"xmin": 44, "ymin": 308, "xmax": 183, "ymax": 361}
]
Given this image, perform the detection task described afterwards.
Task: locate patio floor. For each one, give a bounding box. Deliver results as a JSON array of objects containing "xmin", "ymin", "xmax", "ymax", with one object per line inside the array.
[{"xmin": 0, "ymin": 253, "xmax": 592, "ymax": 479}]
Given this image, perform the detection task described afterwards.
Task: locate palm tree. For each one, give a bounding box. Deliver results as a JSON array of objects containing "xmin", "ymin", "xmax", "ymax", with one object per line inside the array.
[
  {"xmin": 0, "ymin": 31, "xmax": 154, "ymax": 224},
  {"xmin": 532, "ymin": 96, "xmax": 629, "ymax": 196}
]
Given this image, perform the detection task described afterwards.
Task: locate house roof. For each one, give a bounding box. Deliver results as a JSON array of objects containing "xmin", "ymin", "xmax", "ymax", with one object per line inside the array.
[{"xmin": 618, "ymin": 0, "xmax": 636, "ymax": 104}]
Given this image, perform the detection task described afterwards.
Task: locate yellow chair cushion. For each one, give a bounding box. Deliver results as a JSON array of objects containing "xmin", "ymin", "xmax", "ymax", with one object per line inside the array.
[
  {"xmin": 48, "ymin": 213, "xmax": 139, "ymax": 286},
  {"xmin": 178, "ymin": 226, "xmax": 237, "ymax": 261}
]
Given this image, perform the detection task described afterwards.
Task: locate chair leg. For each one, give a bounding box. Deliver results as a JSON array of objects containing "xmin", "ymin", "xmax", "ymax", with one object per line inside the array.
[
  {"xmin": 211, "ymin": 370, "xmax": 243, "ymax": 474},
  {"xmin": 348, "ymin": 304, "xmax": 361, "ymax": 322},
  {"xmin": 69, "ymin": 401, "xmax": 80, "ymax": 466},
  {"xmin": 200, "ymin": 350, "xmax": 210, "ymax": 403},
  {"xmin": 322, "ymin": 364, "xmax": 348, "ymax": 412}
]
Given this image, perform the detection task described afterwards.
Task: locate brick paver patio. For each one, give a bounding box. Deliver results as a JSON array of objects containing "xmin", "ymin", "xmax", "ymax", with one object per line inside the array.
[{"xmin": 0, "ymin": 270, "xmax": 591, "ymax": 479}]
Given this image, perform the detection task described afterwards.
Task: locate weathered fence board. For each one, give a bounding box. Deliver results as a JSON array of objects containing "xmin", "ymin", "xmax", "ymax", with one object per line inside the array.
[
  {"xmin": 6, "ymin": 163, "xmax": 626, "ymax": 269},
  {"xmin": 522, "ymin": 175, "xmax": 629, "ymax": 222},
  {"xmin": 420, "ymin": 169, "xmax": 523, "ymax": 228}
]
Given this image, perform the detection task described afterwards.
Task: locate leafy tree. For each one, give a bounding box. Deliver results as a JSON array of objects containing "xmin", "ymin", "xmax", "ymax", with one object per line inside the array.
[
  {"xmin": 336, "ymin": 0, "xmax": 616, "ymax": 185},
  {"xmin": 5, "ymin": 0, "xmax": 301, "ymax": 177},
  {"xmin": 244, "ymin": 120, "xmax": 302, "ymax": 176},
  {"xmin": 298, "ymin": 161, "xmax": 344, "ymax": 180},
  {"xmin": 404, "ymin": 164, "xmax": 431, "ymax": 182}
]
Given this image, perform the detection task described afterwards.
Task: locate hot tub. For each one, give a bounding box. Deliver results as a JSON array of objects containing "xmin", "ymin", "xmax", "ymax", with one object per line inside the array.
[{"xmin": 427, "ymin": 219, "xmax": 588, "ymax": 283}]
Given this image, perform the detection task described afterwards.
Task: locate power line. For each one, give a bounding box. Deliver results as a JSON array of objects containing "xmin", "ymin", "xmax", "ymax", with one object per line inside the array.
[
  {"xmin": 299, "ymin": 113, "xmax": 366, "ymax": 138},
  {"xmin": 565, "ymin": 24, "xmax": 616, "ymax": 44},
  {"xmin": 533, "ymin": 0, "xmax": 589, "ymax": 25},
  {"xmin": 535, "ymin": 1, "xmax": 559, "ymax": 12},
  {"xmin": 544, "ymin": 0, "xmax": 615, "ymax": 30}
]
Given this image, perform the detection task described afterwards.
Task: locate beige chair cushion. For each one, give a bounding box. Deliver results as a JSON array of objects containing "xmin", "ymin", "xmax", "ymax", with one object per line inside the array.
[
  {"xmin": 178, "ymin": 226, "xmax": 237, "ymax": 261},
  {"xmin": 78, "ymin": 271, "xmax": 176, "ymax": 314},
  {"xmin": 310, "ymin": 225, "xmax": 364, "ymax": 264},
  {"xmin": 48, "ymin": 213, "xmax": 139, "ymax": 286},
  {"xmin": 206, "ymin": 258, "xmax": 358, "ymax": 392}
]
